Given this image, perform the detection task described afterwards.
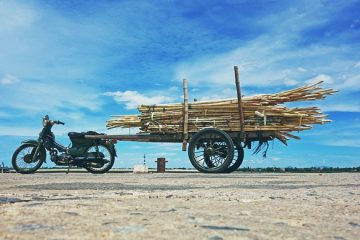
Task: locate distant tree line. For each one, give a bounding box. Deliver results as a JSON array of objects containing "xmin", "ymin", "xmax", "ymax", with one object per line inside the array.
[
  {"xmin": 155, "ymin": 166, "xmax": 360, "ymax": 173},
  {"xmin": 1, "ymin": 164, "xmax": 359, "ymax": 173},
  {"xmin": 238, "ymin": 166, "xmax": 360, "ymax": 173}
]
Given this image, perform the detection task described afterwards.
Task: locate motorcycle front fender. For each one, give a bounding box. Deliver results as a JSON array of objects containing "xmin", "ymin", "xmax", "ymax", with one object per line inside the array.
[{"xmin": 22, "ymin": 139, "xmax": 39, "ymax": 145}]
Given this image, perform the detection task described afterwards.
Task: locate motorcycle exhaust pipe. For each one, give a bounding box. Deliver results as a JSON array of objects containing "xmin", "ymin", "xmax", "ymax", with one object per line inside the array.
[{"xmin": 88, "ymin": 162, "xmax": 104, "ymax": 168}]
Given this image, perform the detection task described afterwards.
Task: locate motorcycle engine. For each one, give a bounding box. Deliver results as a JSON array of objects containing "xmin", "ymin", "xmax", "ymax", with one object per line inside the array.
[
  {"xmin": 58, "ymin": 153, "xmax": 72, "ymax": 164},
  {"xmin": 50, "ymin": 149, "xmax": 58, "ymax": 162},
  {"xmin": 50, "ymin": 150, "xmax": 72, "ymax": 165}
]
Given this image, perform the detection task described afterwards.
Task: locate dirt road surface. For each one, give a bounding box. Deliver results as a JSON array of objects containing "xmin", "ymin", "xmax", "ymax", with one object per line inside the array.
[{"xmin": 0, "ymin": 172, "xmax": 359, "ymax": 239}]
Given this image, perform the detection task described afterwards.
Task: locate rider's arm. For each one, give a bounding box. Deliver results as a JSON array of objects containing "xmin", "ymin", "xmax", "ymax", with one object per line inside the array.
[{"xmin": 53, "ymin": 120, "xmax": 65, "ymax": 125}]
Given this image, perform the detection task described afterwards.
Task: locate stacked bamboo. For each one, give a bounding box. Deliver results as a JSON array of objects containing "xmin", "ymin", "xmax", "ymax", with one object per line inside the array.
[{"xmin": 107, "ymin": 81, "xmax": 337, "ymax": 144}]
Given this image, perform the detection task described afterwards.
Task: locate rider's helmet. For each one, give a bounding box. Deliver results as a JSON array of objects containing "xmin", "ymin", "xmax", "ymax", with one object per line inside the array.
[{"xmin": 42, "ymin": 115, "xmax": 49, "ymax": 126}]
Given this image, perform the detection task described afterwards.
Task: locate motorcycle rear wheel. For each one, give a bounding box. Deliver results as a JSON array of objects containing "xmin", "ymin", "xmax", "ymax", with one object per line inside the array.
[
  {"xmin": 12, "ymin": 143, "xmax": 45, "ymax": 174},
  {"xmin": 84, "ymin": 143, "xmax": 115, "ymax": 174}
]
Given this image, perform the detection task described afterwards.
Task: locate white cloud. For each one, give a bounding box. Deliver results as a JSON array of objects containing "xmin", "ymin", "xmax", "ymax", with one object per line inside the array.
[
  {"xmin": 305, "ymin": 74, "xmax": 333, "ymax": 85},
  {"xmin": 147, "ymin": 143, "xmax": 181, "ymax": 151},
  {"xmin": 284, "ymin": 78, "xmax": 299, "ymax": 86},
  {"xmin": 0, "ymin": 79, "xmax": 102, "ymax": 117},
  {"xmin": 0, "ymin": 74, "xmax": 19, "ymax": 85},
  {"xmin": 145, "ymin": 152, "xmax": 177, "ymax": 157},
  {"xmin": 173, "ymin": 2, "xmax": 357, "ymax": 94},
  {"xmin": 0, "ymin": 126, "xmax": 40, "ymax": 136},
  {"xmin": 321, "ymin": 104, "xmax": 360, "ymax": 112},
  {"xmin": 104, "ymin": 90, "xmax": 173, "ymax": 109},
  {"xmin": 0, "ymin": 119, "xmax": 110, "ymax": 137},
  {"xmin": 269, "ymin": 157, "xmax": 281, "ymax": 161},
  {"xmin": 322, "ymin": 139, "xmax": 360, "ymax": 148},
  {"xmin": 354, "ymin": 61, "xmax": 360, "ymax": 68},
  {"xmin": 335, "ymin": 74, "xmax": 360, "ymax": 91},
  {"xmin": 174, "ymin": 36, "xmax": 353, "ymax": 90},
  {"xmin": 174, "ymin": 38, "xmax": 283, "ymax": 87},
  {"xmin": 106, "ymin": 127, "xmax": 140, "ymax": 135},
  {"xmin": 0, "ymin": 1, "xmax": 38, "ymax": 32},
  {"xmin": 192, "ymin": 87, "xmax": 238, "ymax": 101},
  {"xmin": 297, "ymin": 67, "xmax": 307, "ymax": 72}
]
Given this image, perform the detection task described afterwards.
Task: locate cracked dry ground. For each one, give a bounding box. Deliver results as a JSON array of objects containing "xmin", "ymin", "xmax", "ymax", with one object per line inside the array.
[{"xmin": 0, "ymin": 172, "xmax": 359, "ymax": 240}]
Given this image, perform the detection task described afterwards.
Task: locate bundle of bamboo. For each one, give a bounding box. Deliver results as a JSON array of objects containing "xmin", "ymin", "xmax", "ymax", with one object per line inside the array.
[{"xmin": 106, "ymin": 81, "xmax": 337, "ymax": 144}]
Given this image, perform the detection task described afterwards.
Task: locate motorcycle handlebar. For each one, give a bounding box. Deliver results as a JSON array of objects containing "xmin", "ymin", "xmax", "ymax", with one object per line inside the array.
[{"xmin": 54, "ymin": 121, "xmax": 65, "ymax": 125}]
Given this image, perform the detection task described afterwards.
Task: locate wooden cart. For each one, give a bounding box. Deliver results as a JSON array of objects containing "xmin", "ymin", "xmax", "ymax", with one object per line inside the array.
[
  {"xmin": 84, "ymin": 129, "xmax": 275, "ymax": 173},
  {"xmin": 85, "ymin": 67, "xmax": 273, "ymax": 173}
]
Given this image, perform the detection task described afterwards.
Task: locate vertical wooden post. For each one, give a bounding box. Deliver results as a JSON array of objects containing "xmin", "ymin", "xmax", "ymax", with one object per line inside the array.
[
  {"xmin": 182, "ymin": 79, "xmax": 189, "ymax": 151},
  {"xmin": 234, "ymin": 66, "xmax": 245, "ymax": 139}
]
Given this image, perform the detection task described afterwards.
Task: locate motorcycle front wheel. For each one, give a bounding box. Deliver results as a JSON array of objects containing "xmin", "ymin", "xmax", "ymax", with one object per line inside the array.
[
  {"xmin": 12, "ymin": 143, "xmax": 46, "ymax": 174},
  {"xmin": 84, "ymin": 143, "xmax": 115, "ymax": 174}
]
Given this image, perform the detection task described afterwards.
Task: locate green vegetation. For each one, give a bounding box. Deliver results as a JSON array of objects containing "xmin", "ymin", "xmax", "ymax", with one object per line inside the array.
[
  {"xmin": 1, "ymin": 163, "xmax": 359, "ymax": 173},
  {"xmin": 238, "ymin": 166, "xmax": 360, "ymax": 173}
]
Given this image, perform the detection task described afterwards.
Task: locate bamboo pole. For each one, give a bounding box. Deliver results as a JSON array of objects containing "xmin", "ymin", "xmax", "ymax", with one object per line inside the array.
[
  {"xmin": 106, "ymin": 80, "xmax": 337, "ymax": 146},
  {"xmin": 182, "ymin": 79, "xmax": 189, "ymax": 151},
  {"xmin": 234, "ymin": 66, "xmax": 245, "ymax": 140}
]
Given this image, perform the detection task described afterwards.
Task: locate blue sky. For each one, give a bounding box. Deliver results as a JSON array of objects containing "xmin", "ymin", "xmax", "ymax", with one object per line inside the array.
[{"xmin": 0, "ymin": 0, "xmax": 359, "ymax": 168}]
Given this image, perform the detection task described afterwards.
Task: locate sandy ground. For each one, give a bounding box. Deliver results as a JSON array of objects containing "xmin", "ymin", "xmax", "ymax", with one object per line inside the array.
[{"xmin": 0, "ymin": 172, "xmax": 359, "ymax": 240}]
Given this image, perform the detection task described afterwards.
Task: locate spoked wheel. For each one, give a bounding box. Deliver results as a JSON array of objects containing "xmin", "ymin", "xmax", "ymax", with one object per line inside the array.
[
  {"xmin": 223, "ymin": 141, "xmax": 244, "ymax": 173},
  {"xmin": 188, "ymin": 128, "xmax": 234, "ymax": 173},
  {"xmin": 84, "ymin": 143, "xmax": 115, "ymax": 174},
  {"xmin": 12, "ymin": 143, "xmax": 46, "ymax": 174},
  {"xmin": 203, "ymin": 140, "xmax": 244, "ymax": 173}
]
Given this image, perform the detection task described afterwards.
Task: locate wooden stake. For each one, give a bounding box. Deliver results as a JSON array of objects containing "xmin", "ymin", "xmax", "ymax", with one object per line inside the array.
[
  {"xmin": 182, "ymin": 79, "xmax": 189, "ymax": 151},
  {"xmin": 234, "ymin": 66, "xmax": 245, "ymax": 139}
]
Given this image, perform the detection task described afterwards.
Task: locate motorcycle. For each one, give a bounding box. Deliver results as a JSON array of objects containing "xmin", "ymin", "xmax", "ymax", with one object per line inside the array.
[{"xmin": 12, "ymin": 115, "xmax": 117, "ymax": 174}]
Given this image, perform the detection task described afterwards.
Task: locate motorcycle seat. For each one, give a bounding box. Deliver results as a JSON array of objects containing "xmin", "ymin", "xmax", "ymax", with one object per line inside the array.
[
  {"xmin": 68, "ymin": 131, "xmax": 102, "ymax": 139},
  {"xmin": 68, "ymin": 132, "xmax": 86, "ymax": 139}
]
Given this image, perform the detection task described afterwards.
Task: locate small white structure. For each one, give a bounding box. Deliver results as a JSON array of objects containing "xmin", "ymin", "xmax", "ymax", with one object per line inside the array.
[{"xmin": 133, "ymin": 164, "xmax": 149, "ymax": 173}]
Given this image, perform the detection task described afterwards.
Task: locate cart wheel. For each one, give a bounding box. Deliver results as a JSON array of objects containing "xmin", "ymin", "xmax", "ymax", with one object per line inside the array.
[
  {"xmin": 188, "ymin": 128, "xmax": 234, "ymax": 173},
  {"xmin": 223, "ymin": 141, "xmax": 244, "ymax": 173},
  {"xmin": 203, "ymin": 140, "xmax": 244, "ymax": 173}
]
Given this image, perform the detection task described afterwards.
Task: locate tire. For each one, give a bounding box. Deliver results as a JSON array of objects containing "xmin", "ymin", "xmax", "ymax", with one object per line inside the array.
[
  {"xmin": 12, "ymin": 143, "xmax": 45, "ymax": 174},
  {"xmin": 223, "ymin": 141, "xmax": 244, "ymax": 173},
  {"xmin": 188, "ymin": 128, "xmax": 234, "ymax": 173},
  {"xmin": 84, "ymin": 143, "xmax": 115, "ymax": 174}
]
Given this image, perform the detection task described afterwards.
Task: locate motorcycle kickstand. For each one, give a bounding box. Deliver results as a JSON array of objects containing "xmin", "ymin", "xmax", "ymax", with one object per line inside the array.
[{"xmin": 66, "ymin": 157, "xmax": 70, "ymax": 174}]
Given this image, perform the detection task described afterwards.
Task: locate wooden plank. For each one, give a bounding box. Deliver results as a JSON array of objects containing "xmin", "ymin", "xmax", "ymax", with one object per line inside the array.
[{"xmin": 84, "ymin": 134, "xmax": 183, "ymax": 143}]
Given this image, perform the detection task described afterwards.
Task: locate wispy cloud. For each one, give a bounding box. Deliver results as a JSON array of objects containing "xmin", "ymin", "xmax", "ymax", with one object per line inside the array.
[
  {"xmin": 305, "ymin": 74, "xmax": 333, "ymax": 85},
  {"xmin": 174, "ymin": 1, "xmax": 359, "ymax": 96},
  {"xmin": 0, "ymin": 80, "xmax": 102, "ymax": 113},
  {"xmin": 104, "ymin": 90, "xmax": 173, "ymax": 110},
  {"xmin": 321, "ymin": 104, "xmax": 360, "ymax": 112},
  {"xmin": 0, "ymin": 1, "xmax": 38, "ymax": 32},
  {"xmin": 321, "ymin": 139, "xmax": 360, "ymax": 148},
  {"xmin": 0, "ymin": 74, "xmax": 19, "ymax": 85}
]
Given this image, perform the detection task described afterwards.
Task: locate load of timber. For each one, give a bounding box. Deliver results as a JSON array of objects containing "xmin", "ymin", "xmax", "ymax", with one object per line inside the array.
[{"xmin": 106, "ymin": 81, "xmax": 337, "ymax": 144}]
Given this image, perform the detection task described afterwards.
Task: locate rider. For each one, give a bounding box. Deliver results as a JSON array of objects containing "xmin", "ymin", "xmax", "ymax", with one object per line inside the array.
[
  {"xmin": 42, "ymin": 115, "xmax": 63, "ymax": 127},
  {"xmin": 42, "ymin": 114, "xmax": 51, "ymax": 126}
]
